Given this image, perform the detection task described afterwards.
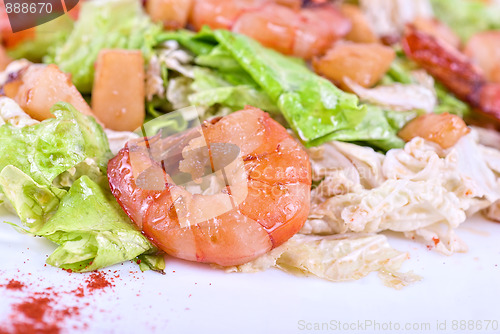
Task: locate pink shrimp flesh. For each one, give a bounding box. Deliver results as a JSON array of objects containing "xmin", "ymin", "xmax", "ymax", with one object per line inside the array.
[
  {"xmin": 189, "ymin": 0, "xmax": 351, "ymax": 59},
  {"xmin": 107, "ymin": 106, "xmax": 312, "ymax": 266}
]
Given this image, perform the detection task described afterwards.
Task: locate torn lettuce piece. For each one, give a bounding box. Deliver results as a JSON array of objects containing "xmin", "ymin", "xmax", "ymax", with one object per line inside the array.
[
  {"xmin": 7, "ymin": 15, "xmax": 73, "ymax": 62},
  {"xmin": 137, "ymin": 254, "xmax": 166, "ymax": 273},
  {"xmin": 431, "ymin": 0, "xmax": 500, "ymax": 42},
  {"xmin": 321, "ymin": 105, "xmax": 407, "ymax": 151},
  {"xmin": 0, "ymin": 166, "xmax": 66, "ymax": 233},
  {"xmin": 157, "ymin": 28, "xmax": 218, "ymax": 57},
  {"xmin": 211, "ymin": 29, "xmax": 367, "ymax": 146},
  {"xmin": 36, "ymin": 176, "xmax": 163, "ymax": 273},
  {"xmin": 45, "ymin": 0, "xmax": 162, "ymax": 93},
  {"xmin": 0, "ymin": 102, "xmax": 111, "ymax": 187},
  {"xmin": 189, "ymin": 67, "xmax": 279, "ymax": 113},
  {"xmin": 434, "ymin": 82, "xmax": 470, "ymax": 118},
  {"xmin": 226, "ymin": 234, "xmax": 420, "ymax": 289}
]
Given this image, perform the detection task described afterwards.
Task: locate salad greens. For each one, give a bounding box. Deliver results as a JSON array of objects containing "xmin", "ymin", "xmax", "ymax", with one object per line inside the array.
[
  {"xmin": 0, "ymin": 102, "xmax": 111, "ymax": 186},
  {"xmin": 158, "ymin": 29, "xmax": 406, "ymax": 149},
  {"xmin": 431, "ymin": 0, "xmax": 500, "ymax": 42},
  {"xmin": 188, "ymin": 67, "xmax": 279, "ymax": 113},
  {"xmin": 0, "ymin": 103, "xmax": 164, "ymax": 272},
  {"xmin": 45, "ymin": 0, "xmax": 162, "ymax": 93},
  {"xmin": 2, "ymin": 0, "xmax": 488, "ymax": 276},
  {"xmin": 37, "ymin": 176, "xmax": 160, "ymax": 273}
]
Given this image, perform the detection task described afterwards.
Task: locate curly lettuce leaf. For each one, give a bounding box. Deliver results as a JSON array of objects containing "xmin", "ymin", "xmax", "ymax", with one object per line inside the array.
[
  {"xmin": 323, "ymin": 105, "xmax": 408, "ymax": 151},
  {"xmin": 431, "ymin": 0, "xmax": 500, "ymax": 42},
  {"xmin": 0, "ymin": 102, "xmax": 163, "ymax": 272},
  {"xmin": 0, "ymin": 166, "xmax": 66, "ymax": 233},
  {"xmin": 0, "ymin": 102, "xmax": 111, "ymax": 187},
  {"xmin": 45, "ymin": 0, "xmax": 162, "ymax": 93},
  {"xmin": 35, "ymin": 176, "xmax": 164, "ymax": 272}
]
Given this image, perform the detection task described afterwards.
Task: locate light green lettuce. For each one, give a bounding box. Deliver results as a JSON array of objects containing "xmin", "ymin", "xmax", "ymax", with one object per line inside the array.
[
  {"xmin": 0, "ymin": 102, "xmax": 111, "ymax": 187},
  {"xmin": 158, "ymin": 29, "xmax": 407, "ymax": 149},
  {"xmin": 45, "ymin": 0, "xmax": 162, "ymax": 93},
  {"xmin": 0, "ymin": 166, "xmax": 66, "ymax": 233},
  {"xmin": 325, "ymin": 105, "xmax": 410, "ymax": 151},
  {"xmin": 37, "ymin": 176, "xmax": 163, "ymax": 272},
  {"xmin": 212, "ymin": 30, "xmax": 367, "ymax": 146},
  {"xmin": 189, "ymin": 67, "xmax": 279, "ymax": 113},
  {"xmin": 431, "ymin": 0, "xmax": 500, "ymax": 42},
  {"xmin": 0, "ymin": 102, "xmax": 164, "ymax": 272}
]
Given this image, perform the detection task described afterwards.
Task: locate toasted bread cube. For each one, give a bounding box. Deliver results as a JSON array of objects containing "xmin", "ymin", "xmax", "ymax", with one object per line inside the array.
[
  {"xmin": 146, "ymin": 0, "xmax": 193, "ymax": 30},
  {"xmin": 313, "ymin": 42, "xmax": 395, "ymax": 91},
  {"xmin": 340, "ymin": 4, "xmax": 378, "ymax": 44},
  {"xmin": 91, "ymin": 49, "xmax": 145, "ymax": 132}
]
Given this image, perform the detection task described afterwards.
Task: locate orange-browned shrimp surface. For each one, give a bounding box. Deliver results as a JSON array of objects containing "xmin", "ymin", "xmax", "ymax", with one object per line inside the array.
[
  {"xmin": 107, "ymin": 107, "xmax": 312, "ymax": 266},
  {"xmin": 403, "ymin": 26, "xmax": 500, "ymax": 121},
  {"xmin": 189, "ymin": 0, "xmax": 350, "ymax": 59}
]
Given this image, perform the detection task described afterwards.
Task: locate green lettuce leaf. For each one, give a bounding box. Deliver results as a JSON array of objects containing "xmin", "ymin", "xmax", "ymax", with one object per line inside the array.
[
  {"xmin": 211, "ymin": 30, "xmax": 367, "ymax": 146},
  {"xmin": 7, "ymin": 15, "xmax": 73, "ymax": 62},
  {"xmin": 323, "ymin": 105, "xmax": 408, "ymax": 151},
  {"xmin": 431, "ymin": 0, "xmax": 500, "ymax": 42},
  {"xmin": 161, "ymin": 29, "xmax": 408, "ymax": 149},
  {"xmin": 189, "ymin": 67, "xmax": 279, "ymax": 113},
  {"xmin": 45, "ymin": 0, "xmax": 162, "ymax": 93},
  {"xmin": 158, "ymin": 28, "xmax": 218, "ymax": 56},
  {"xmin": 0, "ymin": 102, "xmax": 111, "ymax": 187},
  {"xmin": 35, "ymin": 176, "xmax": 163, "ymax": 272},
  {"xmin": 0, "ymin": 166, "xmax": 66, "ymax": 233},
  {"xmin": 0, "ymin": 103, "xmax": 163, "ymax": 272}
]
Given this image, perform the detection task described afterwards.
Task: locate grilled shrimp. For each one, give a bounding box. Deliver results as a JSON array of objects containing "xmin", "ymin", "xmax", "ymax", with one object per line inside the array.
[
  {"xmin": 107, "ymin": 106, "xmax": 312, "ymax": 266},
  {"xmin": 402, "ymin": 26, "xmax": 500, "ymax": 121},
  {"xmin": 189, "ymin": 0, "xmax": 350, "ymax": 59}
]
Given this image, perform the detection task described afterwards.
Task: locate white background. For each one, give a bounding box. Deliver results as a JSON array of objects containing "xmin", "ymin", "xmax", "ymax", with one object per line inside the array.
[{"xmin": 1, "ymin": 208, "xmax": 499, "ymax": 334}]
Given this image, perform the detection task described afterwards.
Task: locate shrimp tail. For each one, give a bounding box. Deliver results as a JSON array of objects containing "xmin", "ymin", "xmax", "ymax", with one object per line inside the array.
[
  {"xmin": 402, "ymin": 26, "xmax": 485, "ymax": 101},
  {"xmin": 402, "ymin": 26, "xmax": 500, "ymax": 121}
]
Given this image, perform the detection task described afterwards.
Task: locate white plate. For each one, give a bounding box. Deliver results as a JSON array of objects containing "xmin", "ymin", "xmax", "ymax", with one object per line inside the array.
[{"xmin": 1, "ymin": 207, "xmax": 500, "ymax": 334}]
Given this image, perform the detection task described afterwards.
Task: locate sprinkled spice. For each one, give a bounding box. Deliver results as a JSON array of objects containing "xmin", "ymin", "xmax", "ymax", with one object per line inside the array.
[
  {"xmin": 1, "ymin": 294, "xmax": 74, "ymax": 334},
  {"xmin": 432, "ymin": 237, "xmax": 440, "ymax": 246},
  {"xmin": 86, "ymin": 272, "xmax": 114, "ymax": 291},
  {"xmin": 0, "ymin": 271, "xmax": 115, "ymax": 333},
  {"xmin": 4, "ymin": 280, "xmax": 25, "ymax": 291}
]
